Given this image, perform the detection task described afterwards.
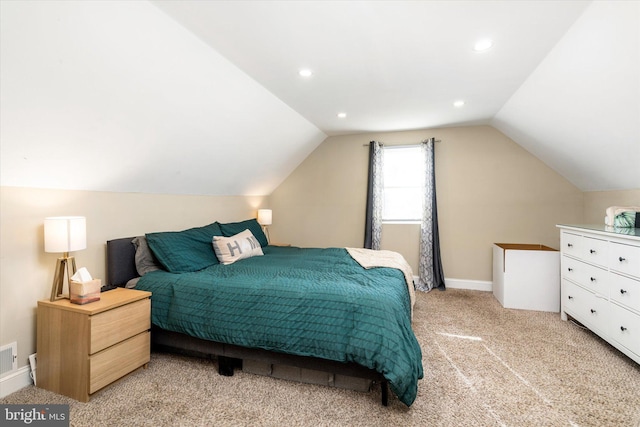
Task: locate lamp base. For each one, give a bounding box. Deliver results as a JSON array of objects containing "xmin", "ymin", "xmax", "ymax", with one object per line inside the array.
[
  {"xmin": 262, "ymin": 226, "xmax": 270, "ymax": 245},
  {"xmin": 50, "ymin": 254, "xmax": 77, "ymax": 301}
]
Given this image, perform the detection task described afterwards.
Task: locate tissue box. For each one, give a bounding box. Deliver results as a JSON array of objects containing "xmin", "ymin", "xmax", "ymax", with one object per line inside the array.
[{"xmin": 69, "ymin": 279, "xmax": 101, "ymax": 305}]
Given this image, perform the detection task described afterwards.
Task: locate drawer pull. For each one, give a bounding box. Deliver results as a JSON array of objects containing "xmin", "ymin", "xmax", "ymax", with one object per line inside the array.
[
  {"xmin": 620, "ymin": 289, "xmax": 627, "ymax": 294},
  {"xmin": 619, "ymin": 257, "xmax": 626, "ymax": 262},
  {"xmin": 567, "ymin": 268, "xmax": 573, "ymax": 272},
  {"xmin": 589, "ymin": 249, "xmax": 596, "ymax": 254},
  {"xmin": 567, "ymin": 295, "xmax": 573, "ymax": 300},
  {"xmin": 620, "ymin": 326, "xmax": 627, "ymax": 332},
  {"xmin": 567, "ymin": 243, "xmax": 573, "ymax": 248},
  {"xmin": 590, "ymin": 277, "xmax": 596, "ymax": 282},
  {"xmin": 590, "ymin": 309, "xmax": 596, "ymax": 314}
]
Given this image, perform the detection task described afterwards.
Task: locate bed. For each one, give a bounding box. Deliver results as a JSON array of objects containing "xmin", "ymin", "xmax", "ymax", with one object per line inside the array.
[{"xmin": 105, "ymin": 219, "xmax": 423, "ymax": 406}]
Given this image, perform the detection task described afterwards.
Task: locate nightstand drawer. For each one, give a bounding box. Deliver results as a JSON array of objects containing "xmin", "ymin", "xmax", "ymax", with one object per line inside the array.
[
  {"xmin": 90, "ymin": 299, "xmax": 150, "ymax": 354},
  {"xmin": 90, "ymin": 331, "xmax": 150, "ymax": 393}
]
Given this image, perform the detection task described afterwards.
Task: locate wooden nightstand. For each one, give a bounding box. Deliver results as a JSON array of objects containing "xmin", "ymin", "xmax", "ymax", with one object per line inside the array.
[{"xmin": 37, "ymin": 287, "xmax": 151, "ymax": 402}]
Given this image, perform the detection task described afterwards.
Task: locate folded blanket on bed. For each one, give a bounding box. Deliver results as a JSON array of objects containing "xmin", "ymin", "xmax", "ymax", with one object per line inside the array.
[
  {"xmin": 346, "ymin": 247, "xmax": 416, "ymax": 319},
  {"xmin": 605, "ymin": 206, "xmax": 640, "ymax": 227}
]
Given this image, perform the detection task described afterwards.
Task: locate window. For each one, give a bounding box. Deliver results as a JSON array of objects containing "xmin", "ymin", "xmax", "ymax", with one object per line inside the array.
[{"xmin": 382, "ymin": 146, "xmax": 424, "ymax": 222}]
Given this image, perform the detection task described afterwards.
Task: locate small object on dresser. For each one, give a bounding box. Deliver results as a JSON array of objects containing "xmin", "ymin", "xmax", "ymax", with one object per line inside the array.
[
  {"xmin": 69, "ymin": 279, "xmax": 101, "ymax": 304},
  {"xmin": 69, "ymin": 267, "xmax": 101, "ymax": 304}
]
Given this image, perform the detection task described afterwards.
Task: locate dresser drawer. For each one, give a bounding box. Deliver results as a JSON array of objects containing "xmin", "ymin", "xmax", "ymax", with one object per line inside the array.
[
  {"xmin": 562, "ymin": 280, "xmax": 609, "ymax": 333},
  {"xmin": 562, "ymin": 279, "xmax": 586, "ymax": 314},
  {"xmin": 610, "ymin": 273, "xmax": 640, "ymax": 313},
  {"xmin": 562, "ymin": 256, "xmax": 581, "ymax": 281},
  {"xmin": 609, "ymin": 242, "xmax": 640, "ymax": 279},
  {"xmin": 562, "ymin": 257, "xmax": 608, "ymax": 295},
  {"xmin": 89, "ymin": 331, "xmax": 150, "ymax": 394},
  {"xmin": 90, "ymin": 299, "xmax": 150, "ymax": 354},
  {"xmin": 561, "ymin": 231, "xmax": 582, "ymax": 258},
  {"xmin": 580, "ymin": 236, "xmax": 609, "ymax": 267},
  {"xmin": 610, "ymin": 303, "xmax": 640, "ymax": 357}
]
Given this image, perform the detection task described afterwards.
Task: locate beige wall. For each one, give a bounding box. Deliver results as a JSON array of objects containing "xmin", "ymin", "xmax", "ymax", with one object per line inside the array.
[
  {"xmin": 0, "ymin": 186, "xmax": 266, "ymax": 370},
  {"xmin": 583, "ymin": 189, "xmax": 640, "ymax": 223},
  {"xmin": 270, "ymin": 125, "xmax": 585, "ymax": 281}
]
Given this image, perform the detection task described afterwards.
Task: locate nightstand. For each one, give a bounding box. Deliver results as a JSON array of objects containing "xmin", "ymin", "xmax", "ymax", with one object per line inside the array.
[{"xmin": 37, "ymin": 287, "xmax": 151, "ymax": 402}]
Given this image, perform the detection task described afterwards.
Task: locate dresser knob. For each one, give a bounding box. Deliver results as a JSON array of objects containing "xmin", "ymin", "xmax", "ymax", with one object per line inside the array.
[
  {"xmin": 620, "ymin": 326, "xmax": 627, "ymax": 332},
  {"xmin": 590, "ymin": 309, "xmax": 596, "ymax": 314},
  {"xmin": 620, "ymin": 289, "xmax": 627, "ymax": 294},
  {"xmin": 590, "ymin": 249, "xmax": 596, "ymax": 254},
  {"xmin": 619, "ymin": 257, "xmax": 626, "ymax": 262},
  {"xmin": 567, "ymin": 243, "xmax": 573, "ymax": 248},
  {"xmin": 590, "ymin": 277, "xmax": 596, "ymax": 282},
  {"xmin": 568, "ymin": 295, "xmax": 573, "ymax": 300},
  {"xmin": 567, "ymin": 268, "xmax": 573, "ymax": 272}
]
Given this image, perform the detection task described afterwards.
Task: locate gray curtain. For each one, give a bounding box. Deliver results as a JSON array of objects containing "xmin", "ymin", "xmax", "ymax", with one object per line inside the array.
[
  {"xmin": 417, "ymin": 138, "xmax": 446, "ymax": 291},
  {"xmin": 364, "ymin": 141, "xmax": 383, "ymax": 250}
]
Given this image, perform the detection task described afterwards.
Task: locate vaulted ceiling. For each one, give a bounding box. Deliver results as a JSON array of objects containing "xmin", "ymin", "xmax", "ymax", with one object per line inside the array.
[{"xmin": 1, "ymin": 1, "xmax": 638, "ymax": 195}]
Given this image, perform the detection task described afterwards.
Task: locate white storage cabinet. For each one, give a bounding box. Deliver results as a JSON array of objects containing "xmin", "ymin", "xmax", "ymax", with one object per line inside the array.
[{"xmin": 492, "ymin": 243, "xmax": 560, "ymax": 312}]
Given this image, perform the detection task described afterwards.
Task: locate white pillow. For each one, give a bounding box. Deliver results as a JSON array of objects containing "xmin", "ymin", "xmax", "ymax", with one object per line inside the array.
[{"xmin": 212, "ymin": 229, "xmax": 264, "ymax": 265}]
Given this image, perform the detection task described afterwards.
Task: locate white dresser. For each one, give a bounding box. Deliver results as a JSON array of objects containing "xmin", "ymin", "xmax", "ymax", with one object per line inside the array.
[{"xmin": 557, "ymin": 224, "xmax": 640, "ymax": 365}]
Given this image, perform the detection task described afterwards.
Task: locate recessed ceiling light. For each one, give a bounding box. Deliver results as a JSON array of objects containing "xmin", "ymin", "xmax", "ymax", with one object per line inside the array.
[
  {"xmin": 473, "ymin": 39, "xmax": 493, "ymax": 52},
  {"xmin": 298, "ymin": 69, "xmax": 313, "ymax": 77},
  {"xmin": 337, "ymin": 112, "xmax": 347, "ymax": 118},
  {"xmin": 453, "ymin": 100, "xmax": 465, "ymax": 108}
]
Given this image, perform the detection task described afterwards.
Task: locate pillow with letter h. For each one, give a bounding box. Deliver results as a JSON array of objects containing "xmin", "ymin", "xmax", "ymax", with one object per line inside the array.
[{"xmin": 212, "ymin": 229, "xmax": 264, "ymax": 265}]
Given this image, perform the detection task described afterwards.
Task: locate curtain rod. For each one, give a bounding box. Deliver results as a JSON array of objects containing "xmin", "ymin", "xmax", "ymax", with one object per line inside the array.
[{"xmin": 362, "ymin": 139, "xmax": 441, "ymax": 147}]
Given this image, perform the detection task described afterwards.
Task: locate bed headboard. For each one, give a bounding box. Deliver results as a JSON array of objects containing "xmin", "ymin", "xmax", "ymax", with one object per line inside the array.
[{"xmin": 106, "ymin": 237, "xmax": 138, "ymax": 288}]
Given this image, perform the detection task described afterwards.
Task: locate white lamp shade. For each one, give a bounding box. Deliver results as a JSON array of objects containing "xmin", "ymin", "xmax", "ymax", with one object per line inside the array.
[
  {"xmin": 257, "ymin": 209, "xmax": 272, "ymax": 226},
  {"xmin": 44, "ymin": 216, "xmax": 87, "ymax": 253}
]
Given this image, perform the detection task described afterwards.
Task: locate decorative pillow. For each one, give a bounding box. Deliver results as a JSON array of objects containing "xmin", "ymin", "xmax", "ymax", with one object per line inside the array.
[
  {"xmin": 131, "ymin": 236, "xmax": 162, "ymax": 276},
  {"xmin": 212, "ymin": 229, "xmax": 264, "ymax": 265},
  {"xmin": 125, "ymin": 277, "xmax": 140, "ymax": 289},
  {"xmin": 219, "ymin": 218, "xmax": 268, "ymax": 247},
  {"xmin": 146, "ymin": 222, "xmax": 223, "ymax": 273}
]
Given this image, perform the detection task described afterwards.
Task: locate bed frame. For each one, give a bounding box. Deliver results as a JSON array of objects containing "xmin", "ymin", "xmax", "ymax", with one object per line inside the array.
[{"xmin": 105, "ymin": 237, "xmax": 389, "ymax": 405}]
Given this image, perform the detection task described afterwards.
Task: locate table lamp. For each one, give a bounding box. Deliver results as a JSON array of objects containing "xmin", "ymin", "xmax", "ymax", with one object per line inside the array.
[
  {"xmin": 257, "ymin": 209, "xmax": 272, "ymax": 244},
  {"xmin": 44, "ymin": 216, "xmax": 86, "ymax": 301}
]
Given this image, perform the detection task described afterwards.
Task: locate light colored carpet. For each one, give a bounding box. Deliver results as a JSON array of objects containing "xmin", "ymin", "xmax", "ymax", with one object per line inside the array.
[{"xmin": 3, "ymin": 289, "xmax": 640, "ymax": 426}]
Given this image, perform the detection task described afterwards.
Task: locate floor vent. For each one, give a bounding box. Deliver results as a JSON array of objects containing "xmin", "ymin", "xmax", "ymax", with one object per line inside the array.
[{"xmin": 0, "ymin": 342, "xmax": 17, "ymax": 376}]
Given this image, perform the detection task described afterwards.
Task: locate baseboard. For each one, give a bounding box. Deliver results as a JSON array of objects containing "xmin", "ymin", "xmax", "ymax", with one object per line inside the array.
[
  {"xmin": 413, "ymin": 276, "xmax": 493, "ymax": 292},
  {"xmin": 445, "ymin": 278, "xmax": 492, "ymax": 292},
  {"xmin": 0, "ymin": 366, "xmax": 32, "ymax": 398}
]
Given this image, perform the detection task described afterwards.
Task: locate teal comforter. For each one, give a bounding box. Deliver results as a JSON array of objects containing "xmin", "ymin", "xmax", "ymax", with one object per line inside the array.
[{"xmin": 136, "ymin": 246, "xmax": 423, "ymax": 406}]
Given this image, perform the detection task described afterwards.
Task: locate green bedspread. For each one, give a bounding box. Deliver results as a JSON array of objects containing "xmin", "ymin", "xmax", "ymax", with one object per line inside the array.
[{"xmin": 136, "ymin": 246, "xmax": 423, "ymax": 406}]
